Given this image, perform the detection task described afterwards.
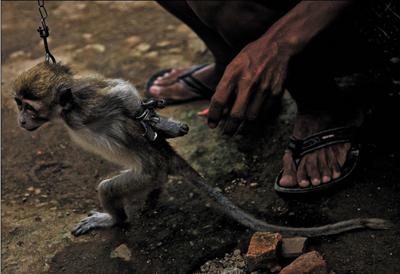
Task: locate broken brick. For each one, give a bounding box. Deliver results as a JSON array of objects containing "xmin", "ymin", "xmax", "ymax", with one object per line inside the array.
[
  {"xmin": 245, "ymin": 232, "xmax": 282, "ymax": 271},
  {"xmin": 279, "ymin": 251, "xmax": 328, "ymax": 274},
  {"xmin": 280, "ymin": 237, "xmax": 308, "ymax": 258}
]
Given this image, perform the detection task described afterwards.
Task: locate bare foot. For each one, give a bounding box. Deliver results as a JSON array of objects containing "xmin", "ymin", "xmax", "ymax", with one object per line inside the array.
[
  {"xmin": 279, "ymin": 112, "xmax": 362, "ymax": 188},
  {"xmin": 148, "ymin": 64, "xmax": 222, "ymax": 101}
]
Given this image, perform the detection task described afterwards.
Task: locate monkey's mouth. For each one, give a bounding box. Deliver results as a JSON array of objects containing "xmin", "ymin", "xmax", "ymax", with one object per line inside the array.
[{"xmin": 21, "ymin": 124, "xmax": 41, "ymax": 131}]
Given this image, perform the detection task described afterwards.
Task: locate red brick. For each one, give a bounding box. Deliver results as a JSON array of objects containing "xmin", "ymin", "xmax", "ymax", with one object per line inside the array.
[
  {"xmin": 245, "ymin": 232, "xmax": 282, "ymax": 271},
  {"xmin": 279, "ymin": 251, "xmax": 328, "ymax": 274},
  {"xmin": 280, "ymin": 237, "xmax": 308, "ymax": 258}
]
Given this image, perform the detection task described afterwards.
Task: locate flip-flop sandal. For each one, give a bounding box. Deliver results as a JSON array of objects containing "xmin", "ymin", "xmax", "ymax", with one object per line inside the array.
[
  {"xmin": 144, "ymin": 64, "xmax": 214, "ymax": 105},
  {"xmin": 274, "ymin": 126, "xmax": 360, "ymax": 194}
]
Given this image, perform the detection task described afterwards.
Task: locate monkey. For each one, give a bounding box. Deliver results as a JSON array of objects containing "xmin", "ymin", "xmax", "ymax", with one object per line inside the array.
[{"xmin": 12, "ymin": 62, "xmax": 391, "ymax": 238}]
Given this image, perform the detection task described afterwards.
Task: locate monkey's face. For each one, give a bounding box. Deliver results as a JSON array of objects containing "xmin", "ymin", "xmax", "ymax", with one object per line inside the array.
[
  {"xmin": 13, "ymin": 62, "xmax": 73, "ymax": 131},
  {"xmin": 14, "ymin": 96, "xmax": 50, "ymax": 131}
]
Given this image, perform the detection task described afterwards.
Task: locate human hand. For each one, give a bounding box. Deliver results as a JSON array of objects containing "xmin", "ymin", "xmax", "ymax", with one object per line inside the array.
[{"xmin": 207, "ymin": 36, "xmax": 295, "ymax": 135}]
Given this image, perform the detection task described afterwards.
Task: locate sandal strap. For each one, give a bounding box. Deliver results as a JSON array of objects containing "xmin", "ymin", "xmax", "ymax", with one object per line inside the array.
[
  {"xmin": 288, "ymin": 126, "xmax": 358, "ymax": 160},
  {"xmin": 177, "ymin": 64, "xmax": 214, "ymax": 98}
]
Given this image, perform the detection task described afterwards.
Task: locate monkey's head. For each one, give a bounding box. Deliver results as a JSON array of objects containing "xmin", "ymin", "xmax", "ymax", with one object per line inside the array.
[{"xmin": 13, "ymin": 62, "xmax": 74, "ymax": 131}]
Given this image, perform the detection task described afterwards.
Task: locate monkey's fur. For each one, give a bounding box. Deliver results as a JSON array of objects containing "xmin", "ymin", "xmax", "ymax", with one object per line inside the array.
[{"xmin": 13, "ymin": 62, "xmax": 391, "ymax": 237}]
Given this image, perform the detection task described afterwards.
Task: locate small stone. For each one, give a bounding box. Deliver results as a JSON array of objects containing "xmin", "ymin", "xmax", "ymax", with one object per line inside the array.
[
  {"xmin": 280, "ymin": 237, "xmax": 308, "ymax": 258},
  {"xmin": 110, "ymin": 243, "xmax": 132, "ymax": 262},
  {"xmin": 221, "ymin": 267, "xmax": 245, "ymax": 274},
  {"xmin": 188, "ymin": 39, "xmax": 207, "ymax": 54},
  {"xmin": 246, "ymin": 232, "xmax": 282, "ymax": 271},
  {"xmin": 34, "ymin": 188, "xmax": 42, "ymax": 195},
  {"xmin": 156, "ymin": 40, "xmax": 171, "ymax": 47},
  {"xmin": 249, "ymin": 183, "xmax": 259, "ymax": 188},
  {"xmin": 85, "ymin": 44, "xmax": 106, "ymax": 53},
  {"xmin": 168, "ymin": 48, "xmax": 182, "ymax": 54},
  {"xmin": 280, "ymin": 251, "xmax": 328, "ymax": 274},
  {"xmin": 214, "ymin": 187, "xmax": 223, "ymax": 192},
  {"xmin": 10, "ymin": 50, "xmax": 30, "ymax": 59},
  {"xmin": 27, "ymin": 186, "xmax": 35, "ymax": 192},
  {"xmin": 136, "ymin": 43, "xmax": 151, "ymax": 52},
  {"xmin": 145, "ymin": 51, "xmax": 159, "ymax": 58},
  {"xmin": 124, "ymin": 35, "xmax": 142, "ymax": 48},
  {"xmin": 233, "ymin": 249, "xmax": 241, "ymax": 256},
  {"xmin": 82, "ymin": 33, "xmax": 92, "ymax": 40}
]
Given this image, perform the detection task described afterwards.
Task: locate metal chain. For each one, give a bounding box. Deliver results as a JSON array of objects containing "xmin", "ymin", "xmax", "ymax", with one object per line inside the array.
[{"xmin": 37, "ymin": 0, "xmax": 56, "ymax": 63}]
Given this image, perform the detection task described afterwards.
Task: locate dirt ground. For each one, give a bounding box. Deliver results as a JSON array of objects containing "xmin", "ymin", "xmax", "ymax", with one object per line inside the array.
[{"xmin": 1, "ymin": 2, "xmax": 400, "ymax": 274}]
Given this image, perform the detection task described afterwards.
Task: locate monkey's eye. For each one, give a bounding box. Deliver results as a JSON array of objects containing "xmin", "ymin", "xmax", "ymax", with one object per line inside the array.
[
  {"xmin": 25, "ymin": 104, "xmax": 37, "ymax": 113},
  {"xmin": 14, "ymin": 97, "xmax": 22, "ymax": 110}
]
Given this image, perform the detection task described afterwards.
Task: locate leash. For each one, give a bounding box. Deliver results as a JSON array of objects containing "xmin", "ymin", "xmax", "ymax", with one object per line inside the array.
[{"xmin": 37, "ymin": 0, "xmax": 56, "ymax": 63}]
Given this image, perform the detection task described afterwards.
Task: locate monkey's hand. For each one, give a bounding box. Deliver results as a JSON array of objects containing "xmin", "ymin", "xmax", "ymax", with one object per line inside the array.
[
  {"xmin": 71, "ymin": 211, "xmax": 115, "ymax": 237},
  {"xmin": 150, "ymin": 116, "xmax": 189, "ymax": 139}
]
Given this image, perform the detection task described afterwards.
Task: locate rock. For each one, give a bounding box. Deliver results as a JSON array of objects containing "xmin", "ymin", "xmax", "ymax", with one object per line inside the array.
[
  {"xmin": 156, "ymin": 40, "xmax": 171, "ymax": 47},
  {"xmin": 85, "ymin": 44, "xmax": 106, "ymax": 53},
  {"xmin": 246, "ymin": 232, "xmax": 282, "ymax": 271},
  {"xmin": 168, "ymin": 48, "xmax": 182, "ymax": 54},
  {"xmin": 279, "ymin": 251, "xmax": 328, "ymax": 274},
  {"xmin": 233, "ymin": 249, "xmax": 241, "ymax": 256},
  {"xmin": 10, "ymin": 50, "xmax": 31, "ymax": 60},
  {"xmin": 221, "ymin": 267, "xmax": 245, "ymax": 274},
  {"xmin": 188, "ymin": 39, "xmax": 207, "ymax": 54},
  {"xmin": 280, "ymin": 237, "xmax": 308, "ymax": 258},
  {"xmin": 82, "ymin": 33, "xmax": 92, "ymax": 40},
  {"xmin": 110, "ymin": 244, "xmax": 132, "ymax": 262},
  {"xmin": 124, "ymin": 35, "xmax": 142, "ymax": 48},
  {"xmin": 136, "ymin": 42, "xmax": 151, "ymax": 52},
  {"xmin": 145, "ymin": 51, "xmax": 159, "ymax": 58},
  {"xmin": 249, "ymin": 182, "xmax": 259, "ymax": 188}
]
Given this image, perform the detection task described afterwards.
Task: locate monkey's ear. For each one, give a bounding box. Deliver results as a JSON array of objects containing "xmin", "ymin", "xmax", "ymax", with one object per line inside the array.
[{"xmin": 56, "ymin": 88, "xmax": 73, "ymax": 109}]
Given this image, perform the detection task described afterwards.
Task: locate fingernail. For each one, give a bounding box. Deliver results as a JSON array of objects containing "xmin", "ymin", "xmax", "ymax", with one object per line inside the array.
[{"xmin": 197, "ymin": 108, "xmax": 209, "ymax": 117}]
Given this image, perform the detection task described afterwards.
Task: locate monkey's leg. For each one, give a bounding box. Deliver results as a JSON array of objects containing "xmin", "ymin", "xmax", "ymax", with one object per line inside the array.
[
  {"xmin": 72, "ymin": 170, "xmax": 164, "ymax": 236},
  {"xmin": 72, "ymin": 171, "xmax": 136, "ymax": 236}
]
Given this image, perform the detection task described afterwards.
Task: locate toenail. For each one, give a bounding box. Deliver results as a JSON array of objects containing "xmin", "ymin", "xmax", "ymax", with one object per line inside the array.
[
  {"xmin": 311, "ymin": 178, "xmax": 321, "ymax": 186},
  {"xmin": 322, "ymin": 176, "xmax": 331, "ymax": 183},
  {"xmin": 279, "ymin": 176, "xmax": 292, "ymax": 187},
  {"xmin": 299, "ymin": 180, "xmax": 310, "ymax": 187},
  {"xmin": 150, "ymin": 86, "xmax": 161, "ymax": 95},
  {"xmin": 333, "ymin": 171, "xmax": 341, "ymax": 179}
]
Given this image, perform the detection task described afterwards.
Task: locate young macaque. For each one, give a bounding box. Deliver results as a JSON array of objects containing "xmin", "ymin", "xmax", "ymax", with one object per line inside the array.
[{"xmin": 13, "ymin": 62, "xmax": 391, "ymax": 237}]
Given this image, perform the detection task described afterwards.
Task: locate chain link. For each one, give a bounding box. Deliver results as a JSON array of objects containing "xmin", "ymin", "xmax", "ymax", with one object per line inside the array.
[{"xmin": 37, "ymin": 0, "xmax": 56, "ymax": 63}]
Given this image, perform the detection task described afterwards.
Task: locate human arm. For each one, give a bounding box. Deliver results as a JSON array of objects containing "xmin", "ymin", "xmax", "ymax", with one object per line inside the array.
[{"xmin": 207, "ymin": 1, "xmax": 356, "ymax": 134}]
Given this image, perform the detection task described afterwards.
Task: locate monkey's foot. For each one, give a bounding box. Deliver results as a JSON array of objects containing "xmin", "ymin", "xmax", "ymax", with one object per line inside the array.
[{"xmin": 71, "ymin": 211, "xmax": 115, "ymax": 236}]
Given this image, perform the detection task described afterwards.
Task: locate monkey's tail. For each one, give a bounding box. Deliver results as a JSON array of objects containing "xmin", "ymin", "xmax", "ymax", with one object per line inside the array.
[{"xmin": 172, "ymin": 155, "xmax": 392, "ymax": 237}]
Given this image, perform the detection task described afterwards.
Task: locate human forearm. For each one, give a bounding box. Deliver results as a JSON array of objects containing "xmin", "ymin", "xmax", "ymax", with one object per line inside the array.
[{"xmin": 261, "ymin": 1, "xmax": 356, "ymax": 54}]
